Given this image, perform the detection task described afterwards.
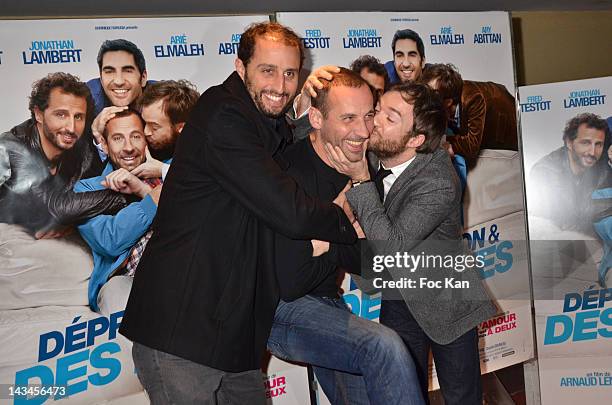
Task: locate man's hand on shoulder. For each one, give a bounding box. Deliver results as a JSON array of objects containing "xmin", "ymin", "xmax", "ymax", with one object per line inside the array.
[
  {"xmin": 91, "ymin": 106, "xmax": 129, "ymax": 144},
  {"xmin": 102, "ymin": 168, "xmax": 152, "ymax": 199}
]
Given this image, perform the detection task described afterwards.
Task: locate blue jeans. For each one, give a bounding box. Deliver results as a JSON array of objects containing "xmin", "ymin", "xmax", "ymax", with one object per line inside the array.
[
  {"xmin": 380, "ymin": 300, "xmax": 482, "ymax": 405},
  {"xmin": 267, "ymin": 295, "xmax": 424, "ymax": 405}
]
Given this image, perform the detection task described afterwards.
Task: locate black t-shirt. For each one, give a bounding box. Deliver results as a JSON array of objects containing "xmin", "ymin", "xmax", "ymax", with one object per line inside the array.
[{"xmin": 275, "ymin": 137, "xmax": 360, "ymax": 301}]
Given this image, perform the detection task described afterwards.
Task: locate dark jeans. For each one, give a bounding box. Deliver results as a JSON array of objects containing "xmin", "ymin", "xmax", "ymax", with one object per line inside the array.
[
  {"xmin": 267, "ymin": 295, "xmax": 424, "ymax": 405},
  {"xmin": 380, "ymin": 300, "xmax": 482, "ymax": 405},
  {"xmin": 132, "ymin": 342, "xmax": 266, "ymax": 405}
]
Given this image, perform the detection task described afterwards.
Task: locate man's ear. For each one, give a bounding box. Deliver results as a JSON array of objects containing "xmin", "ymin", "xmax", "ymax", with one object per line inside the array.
[
  {"xmin": 309, "ymin": 107, "xmax": 323, "ymax": 130},
  {"xmin": 235, "ymin": 58, "xmax": 246, "ymax": 80},
  {"xmin": 175, "ymin": 122, "xmax": 186, "ymax": 134},
  {"xmin": 33, "ymin": 106, "xmax": 44, "ymax": 125},
  {"xmin": 140, "ymin": 70, "xmax": 148, "ymax": 88},
  {"xmin": 408, "ymin": 134, "xmax": 426, "ymax": 149}
]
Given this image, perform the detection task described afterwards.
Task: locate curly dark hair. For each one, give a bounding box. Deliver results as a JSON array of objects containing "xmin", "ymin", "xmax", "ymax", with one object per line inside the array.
[
  {"xmin": 563, "ymin": 112, "xmax": 610, "ymax": 144},
  {"xmin": 238, "ymin": 22, "xmax": 304, "ymax": 69},
  {"xmin": 350, "ymin": 55, "xmax": 390, "ymax": 91},
  {"xmin": 28, "ymin": 72, "xmax": 94, "ymax": 127}
]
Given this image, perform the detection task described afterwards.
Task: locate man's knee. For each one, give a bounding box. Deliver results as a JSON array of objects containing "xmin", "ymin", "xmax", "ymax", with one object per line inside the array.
[{"xmin": 366, "ymin": 324, "xmax": 409, "ymax": 361}]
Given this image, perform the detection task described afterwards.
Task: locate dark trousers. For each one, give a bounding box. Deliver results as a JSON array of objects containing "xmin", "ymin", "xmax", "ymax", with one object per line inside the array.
[
  {"xmin": 380, "ymin": 300, "xmax": 482, "ymax": 405},
  {"xmin": 132, "ymin": 342, "xmax": 266, "ymax": 405}
]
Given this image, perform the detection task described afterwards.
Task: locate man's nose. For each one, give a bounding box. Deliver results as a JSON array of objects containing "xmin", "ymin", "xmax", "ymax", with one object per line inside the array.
[
  {"xmin": 355, "ymin": 117, "xmax": 371, "ymax": 138},
  {"xmin": 113, "ymin": 72, "xmax": 126, "ymax": 86},
  {"xmin": 65, "ymin": 116, "xmax": 76, "ymax": 134},
  {"xmin": 272, "ymin": 72, "xmax": 286, "ymax": 94},
  {"xmin": 123, "ymin": 139, "xmax": 135, "ymax": 152}
]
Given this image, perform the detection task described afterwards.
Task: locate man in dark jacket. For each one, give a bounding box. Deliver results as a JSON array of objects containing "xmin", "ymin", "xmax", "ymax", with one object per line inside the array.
[
  {"xmin": 0, "ymin": 72, "xmax": 126, "ymax": 238},
  {"xmin": 120, "ymin": 22, "xmax": 356, "ymax": 404},
  {"xmin": 530, "ymin": 112, "xmax": 609, "ymax": 233}
]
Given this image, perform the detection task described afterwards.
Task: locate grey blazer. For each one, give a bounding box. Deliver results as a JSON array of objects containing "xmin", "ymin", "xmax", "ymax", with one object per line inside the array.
[{"xmin": 346, "ymin": 148, "xmax": 496, "ymax": 344}]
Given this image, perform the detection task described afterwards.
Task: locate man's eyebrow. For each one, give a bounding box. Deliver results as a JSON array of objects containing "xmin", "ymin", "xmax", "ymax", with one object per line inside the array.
[
  {"xmin": 256, "ymin": 63, "xmax": 276, "ymax": 69},
  {"xmin": 388, "ymin": 106, "xmax": 403, "ymax": 116}
]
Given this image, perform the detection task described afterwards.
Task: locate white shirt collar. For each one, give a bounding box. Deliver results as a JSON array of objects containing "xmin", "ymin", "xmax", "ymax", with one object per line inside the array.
[{"xmin": 380, "ymin": 156, "xmax": 416, "ymax": 201}]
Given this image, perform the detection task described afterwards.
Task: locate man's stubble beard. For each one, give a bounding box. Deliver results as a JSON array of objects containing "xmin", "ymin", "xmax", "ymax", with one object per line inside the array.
[
  {"xmin": 368, "ymin": 129, "xmax": 413, "ymax": 160},
  {"xmin": 244, "ymin": 71, "xmax": 292, "ymax": 119},
  {"xmin": 42, "ymin": 121, "xmax": 78, "ymax": 153}
]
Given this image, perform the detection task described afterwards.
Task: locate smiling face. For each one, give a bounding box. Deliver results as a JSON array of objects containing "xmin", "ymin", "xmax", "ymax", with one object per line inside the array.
[
  {"xmin": 100, "ymin": 50, "xmax": 147, "ymax": 107},
  {"xmin": 393, "ymin": 39, "xmax": 425, "ymax": 83},
  {"xmin": 313, "ymin": 84, "xmax": 374, "ymax": 163},
  {"xmin": 102, "ymin": 113, "xmax": 147, "ymax": 171},
  {"xmin": 235, "ymin": 36, "xmax": 300, "ymax": 118},
  {"xmin": 34, "ymin": 87, "xmax": 87, "ymax": 159},
  {"xmin": 566, "ymin": 124, "xmax": 606, "ymax": 174}
]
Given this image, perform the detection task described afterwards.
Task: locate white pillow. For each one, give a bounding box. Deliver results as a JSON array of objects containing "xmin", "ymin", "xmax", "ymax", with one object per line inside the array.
[
  {"xmin": 0, "ymin": 224, "xmax": 92, "ymax": 310},
  {"xmin": 464, "ymin": 149, "xmax": 525, "ymax": 228}
]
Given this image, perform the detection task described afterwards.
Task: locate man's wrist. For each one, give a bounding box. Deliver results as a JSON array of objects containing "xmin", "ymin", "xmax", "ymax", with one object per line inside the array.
[
  {"xmin": 138, "ymin": 184, "xmax": 153, "ymax": 199},
  {"xmin": 351, "ymin": 179, "xmax": 372, "ymax": 188},
  {"xmin": 351, "ymin": 171, "xmax": 371, "ymax": 183}
]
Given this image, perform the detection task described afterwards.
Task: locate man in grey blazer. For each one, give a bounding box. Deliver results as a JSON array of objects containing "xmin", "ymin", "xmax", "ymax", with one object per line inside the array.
[{"xmin": 325, "ymin": 82, "xmax": 496, "ymax": 405}]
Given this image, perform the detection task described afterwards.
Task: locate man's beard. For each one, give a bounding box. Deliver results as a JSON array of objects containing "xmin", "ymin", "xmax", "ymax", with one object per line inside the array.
[
  {"xmin": 149, "ymin": 130, "xmax": 179, "ymax": 161},
  {"xmin": 368, "ymin": 129, "xmax": 413, "ymax": 160},
  {"xmin": 150, "ymin": 140, "xmax": 176, "ymax": 162},
  {"xmin": 244, "ymin": 71, "xmax": 291, "ymax": 119},
  {"xmin": 42, "ymin": 121, "xmax": 77, "ymax": 153},
  {"xmin": 569, "ymin": 148, "xmax": 598, "ymax": 171}
]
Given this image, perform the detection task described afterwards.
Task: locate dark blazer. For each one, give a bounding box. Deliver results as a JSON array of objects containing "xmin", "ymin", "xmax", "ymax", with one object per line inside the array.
[
  {"xmin": 449, "ymin": 81, "xmax": 518, "ymax": 165},
  {"xmin": 346, "ymin": 148, "xmax": 496, "ymax": 344},
  {"xmin": 120, "ymin": 72, "xmax": 356, "ymax": 372}
]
